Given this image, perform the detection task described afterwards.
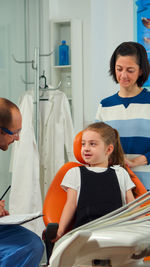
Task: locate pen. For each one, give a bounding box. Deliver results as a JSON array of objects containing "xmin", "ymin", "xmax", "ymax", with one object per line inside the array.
[{"xmin": 0, "ymin": 185, "xmax": 11, "ymax": 201}]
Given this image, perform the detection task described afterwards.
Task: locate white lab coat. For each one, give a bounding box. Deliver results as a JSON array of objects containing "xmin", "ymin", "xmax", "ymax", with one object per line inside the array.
[
  {"xmin": 39, "ymin": 90, "xmax": 75, "ymax": 197},
  {"xmin": 9, "ymin": 91, "xmax": 44, "ymax": 236}
]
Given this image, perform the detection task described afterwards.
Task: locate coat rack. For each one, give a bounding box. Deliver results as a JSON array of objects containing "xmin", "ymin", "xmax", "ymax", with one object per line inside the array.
[{"xmin": 12, "ymin": 48, "xmax": 54, "ymax": 144}]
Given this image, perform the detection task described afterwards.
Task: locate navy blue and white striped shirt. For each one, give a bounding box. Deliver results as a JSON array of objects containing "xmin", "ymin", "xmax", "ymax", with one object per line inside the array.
[{"xmin": 96, "ymin": 88, "xmax": 150, "ymax": 190}]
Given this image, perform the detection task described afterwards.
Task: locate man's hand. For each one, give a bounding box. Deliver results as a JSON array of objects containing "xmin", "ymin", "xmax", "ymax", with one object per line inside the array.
[{"xmin": 0, "ymin": 200, "xmax": 9, "ymax": 217}]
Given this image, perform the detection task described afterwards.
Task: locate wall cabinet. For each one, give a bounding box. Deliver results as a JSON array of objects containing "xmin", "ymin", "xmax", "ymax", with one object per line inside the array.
[{"xmin": 50, "ymin": 19, "xmax": 83, "ymax": 133}]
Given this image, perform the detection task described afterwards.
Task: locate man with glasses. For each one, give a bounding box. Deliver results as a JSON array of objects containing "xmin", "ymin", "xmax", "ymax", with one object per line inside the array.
[{"xmin": 0, "ymin": 98, "xmax": 44, "ymax": 266}]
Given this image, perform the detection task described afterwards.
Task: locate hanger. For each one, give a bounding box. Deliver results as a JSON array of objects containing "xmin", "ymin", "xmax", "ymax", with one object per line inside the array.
[{"xmin": 39, "ymin": 70, "xmax": 61, "ymax": 101}]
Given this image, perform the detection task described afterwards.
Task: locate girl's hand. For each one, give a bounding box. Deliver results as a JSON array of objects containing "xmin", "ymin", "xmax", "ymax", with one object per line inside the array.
[
  {"xmin": 51, "ymin": 231, "xmax": 63, "ymax": 243},
  {"xmin": 51, "ymin": 188, "xmax": 77, "ymax": 243}
]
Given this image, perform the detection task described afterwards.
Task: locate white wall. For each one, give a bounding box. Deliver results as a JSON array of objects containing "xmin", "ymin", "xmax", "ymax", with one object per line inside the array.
[
  {"xmin": 91, "ymin": 0, "xmax": 134, "ymax": 122},
  {"xmin": 39, "ymin": 0, "xmax": 51, "ymax": 84},
  {"xmin": 0, "ymin": 0, "xmax": 26, "ymax": 209},
  {"xmin": 49, "ymin": 0, "xmax": 134, "ymax": 126}
]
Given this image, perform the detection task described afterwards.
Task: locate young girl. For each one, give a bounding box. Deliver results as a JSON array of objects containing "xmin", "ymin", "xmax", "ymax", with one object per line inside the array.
[{"xmin": 53, "ymin": 122, "xmax": 135, "ymax": 242}]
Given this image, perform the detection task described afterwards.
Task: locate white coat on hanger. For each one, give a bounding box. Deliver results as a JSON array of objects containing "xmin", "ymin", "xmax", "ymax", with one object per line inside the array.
[
  {"xmin": 39, "ymin": 89, "xmax": 75, "ymax": 197},
  {"xmin": 9, "ymin": 91, "xmax": 44, "ymax": 236}
]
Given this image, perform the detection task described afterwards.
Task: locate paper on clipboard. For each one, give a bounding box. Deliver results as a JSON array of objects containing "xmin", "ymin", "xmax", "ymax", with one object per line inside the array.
[{"xmin": 0, "ymin": 211, "xmax": 43, "ymax": 225}]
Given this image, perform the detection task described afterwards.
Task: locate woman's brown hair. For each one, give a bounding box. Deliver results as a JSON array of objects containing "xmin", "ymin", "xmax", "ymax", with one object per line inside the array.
[{"xmin": 109, "ymin": 41, "xmax": 150, "ymax": 87}]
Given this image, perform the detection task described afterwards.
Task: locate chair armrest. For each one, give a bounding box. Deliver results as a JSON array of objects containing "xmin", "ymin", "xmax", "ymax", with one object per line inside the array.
[
  {"xmin": 44, "ymin": 223, "xmax": 59, "ymax": 240},
  {"xmin": 42, "ymin": 223, "xmax": 59, "ymax": 265}
]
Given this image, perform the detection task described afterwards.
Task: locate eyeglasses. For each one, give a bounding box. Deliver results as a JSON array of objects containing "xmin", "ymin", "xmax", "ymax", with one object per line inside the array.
[{"xmin": 0, "ymin": 127, "xmax": 21, "ymax": 137}]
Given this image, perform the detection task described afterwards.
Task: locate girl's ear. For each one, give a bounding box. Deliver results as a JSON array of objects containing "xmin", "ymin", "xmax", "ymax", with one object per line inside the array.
[{"xmin": 106, "ymin": 144, "xmax": 114, "ymax": 156}]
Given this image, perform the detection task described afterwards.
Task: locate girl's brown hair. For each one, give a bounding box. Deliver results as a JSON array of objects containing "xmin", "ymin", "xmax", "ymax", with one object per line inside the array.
[{"xmin": 83, "ymin": 122, "xmax": 126, "ymax": 168}]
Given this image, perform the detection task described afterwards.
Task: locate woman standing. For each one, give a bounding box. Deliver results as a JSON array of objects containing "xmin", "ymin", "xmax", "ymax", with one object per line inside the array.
[{"xmin": 96, "ymin": 41, "xmax": 150, "ymax": 190}]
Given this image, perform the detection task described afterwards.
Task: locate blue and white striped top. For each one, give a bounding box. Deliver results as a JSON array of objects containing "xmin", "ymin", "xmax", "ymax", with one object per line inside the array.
[{"xmin": 96, "ymin": 88, "xmax": 150, "ymax": 190}]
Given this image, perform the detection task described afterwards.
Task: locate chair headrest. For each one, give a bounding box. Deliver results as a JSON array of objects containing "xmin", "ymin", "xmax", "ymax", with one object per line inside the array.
[{"xmin": 73, "ymin": 131, "xmax": 86, "ymax": 164}]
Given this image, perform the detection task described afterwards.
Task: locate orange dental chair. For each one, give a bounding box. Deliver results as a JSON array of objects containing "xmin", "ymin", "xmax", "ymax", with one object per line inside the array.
[{"xmin": 42, "ymin": 131, "xmax": 149, "ymax": 266}]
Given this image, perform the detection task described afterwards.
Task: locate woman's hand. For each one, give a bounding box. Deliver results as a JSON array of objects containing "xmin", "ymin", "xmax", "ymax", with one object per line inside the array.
[
  {"xmin": 125, "ymin": 155, "xmax": 148, "ymax": 168},
  {"xmin": 0, "ymin": 200, "xmax": 9, "ymax": 217}
]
